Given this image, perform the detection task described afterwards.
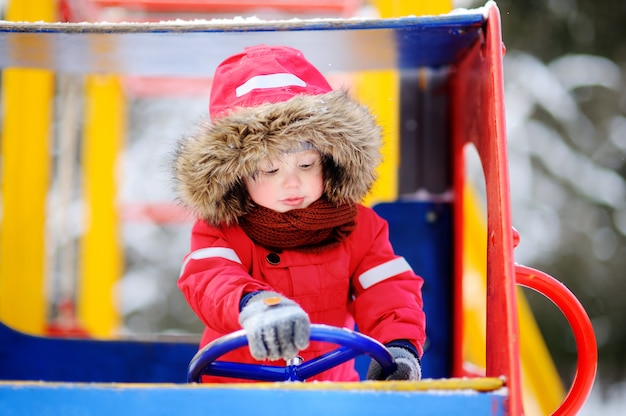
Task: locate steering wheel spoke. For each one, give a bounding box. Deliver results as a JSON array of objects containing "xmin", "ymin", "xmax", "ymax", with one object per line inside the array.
[
  {"xmin": 296, "ymin": 346, "xmax": 359, "ymax": 380},
  {"xmin": 205, "ymin": 361, "xmax": 290, "ymax": 382}
]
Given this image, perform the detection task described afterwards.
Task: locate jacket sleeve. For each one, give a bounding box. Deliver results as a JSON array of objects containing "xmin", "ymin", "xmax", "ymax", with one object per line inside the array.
[
  {"xmin": 178, "ymin": 220, "xmax": 273, "ymax": 334},
  {"xmin": 349, "ymin": 206, "xmax": 427, "ymax": 357}
]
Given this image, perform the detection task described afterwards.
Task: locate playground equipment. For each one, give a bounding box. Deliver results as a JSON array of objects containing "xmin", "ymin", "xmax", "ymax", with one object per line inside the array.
[{"xmin": 0, "ymin": 1, "xmax": 596, "ymax": 415}]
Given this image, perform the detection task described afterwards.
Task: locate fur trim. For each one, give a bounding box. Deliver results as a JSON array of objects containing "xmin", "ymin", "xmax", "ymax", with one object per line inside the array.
[{"xmin": 173, "ymin": 90, "xmax": 382, "ymax": 225}]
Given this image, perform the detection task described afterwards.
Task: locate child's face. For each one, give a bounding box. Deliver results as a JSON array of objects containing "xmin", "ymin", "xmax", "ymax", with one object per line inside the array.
[{"xmin": 244, "ymin": 149, "xmax": 324, "ymax": 213}]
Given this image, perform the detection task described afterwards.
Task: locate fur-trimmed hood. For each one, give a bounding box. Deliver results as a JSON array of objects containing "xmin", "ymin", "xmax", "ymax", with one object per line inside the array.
[{"xmin": 173, "ymin": 90, "xmax": 382, "ymax": 226}]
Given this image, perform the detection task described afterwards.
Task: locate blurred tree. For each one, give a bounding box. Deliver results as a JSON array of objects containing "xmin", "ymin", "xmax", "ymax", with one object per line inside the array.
[
  {"xmin": 483, "ymin": 0, "xmax": 626, "ymax": 388},
  {"xmin": 497, "ymin": 0, "xmax": 626, "ymax": 61}
]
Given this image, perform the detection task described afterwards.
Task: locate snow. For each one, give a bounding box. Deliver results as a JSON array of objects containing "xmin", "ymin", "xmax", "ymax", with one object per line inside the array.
[{"xmin": 1, "ymin": 1, "xmax": 491, "ymax": 28}]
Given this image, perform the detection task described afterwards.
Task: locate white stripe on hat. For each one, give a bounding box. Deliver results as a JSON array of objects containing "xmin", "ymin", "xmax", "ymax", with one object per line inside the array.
[
  {"xmin": 358, "ymin": 257, "xmax": 414, "ymax": 289},
  {"xmin": 236, "ymin": 73, "xmax": 306, "ymax": 97},
  {"xmin": 179, "ymin": 247, "xmax": 242, "ymax": 276}
]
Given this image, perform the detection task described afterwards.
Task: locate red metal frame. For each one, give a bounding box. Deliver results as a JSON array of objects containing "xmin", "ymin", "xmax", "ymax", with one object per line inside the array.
[{"xmin": 451, "ymin": 4, "xmax": 522, "ymax": 415}]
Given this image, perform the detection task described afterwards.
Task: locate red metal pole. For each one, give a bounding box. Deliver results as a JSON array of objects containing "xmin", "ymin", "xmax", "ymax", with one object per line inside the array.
[{"xmin": 451, "ymin": 3, "xmax": 523, "ymax": 414}]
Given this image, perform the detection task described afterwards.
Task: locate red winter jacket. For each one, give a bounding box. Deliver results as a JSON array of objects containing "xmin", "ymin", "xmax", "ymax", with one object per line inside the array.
[{"xmin": 178, "ymin": 204, "xmax": 426, "ymax": 383}]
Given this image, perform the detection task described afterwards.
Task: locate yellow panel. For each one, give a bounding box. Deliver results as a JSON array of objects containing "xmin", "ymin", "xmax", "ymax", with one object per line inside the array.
[
  {"xmin": 357, "ymin": 70, "xmax": 399, "ymax": 206},
  {"xmin": 517, "ymin": 287, "xmax": 566, "ymax": 414},
  {"xmin": 461, "ymin": 183, "xmax": 488, "ymax": 369},
  {"xmin": 5, "ymin": 0, "xmax": 55, "ymax": 21},
  {"xmin": 371, "ymin": 0, "xmax": 453, "ymax": 18},
  {"xmin": 78, "ymin": 75, "xmax": 125, "ymax": 337},
  {"xmin": 0, "ymin": 0, "xmax": 56, "ymax": 334},
  {"xmin": 0, "ymin": 69, "xmax": 54, "ymax": 334}
]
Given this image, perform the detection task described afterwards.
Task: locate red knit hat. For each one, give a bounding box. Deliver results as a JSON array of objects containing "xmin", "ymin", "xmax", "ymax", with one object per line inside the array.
[{"xmin": 209, "ymin": 45, "xmax": 333, "ymax": 120}]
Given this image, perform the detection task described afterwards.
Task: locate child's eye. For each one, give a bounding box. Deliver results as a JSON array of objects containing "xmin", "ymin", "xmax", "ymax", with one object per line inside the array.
[
  {"xmin": 261, "ymin": 168, "xmax": 279, "ymax": 175},
  {"xmin": 299, "ymin": 159, "xmax": 319, "ymax": 169}
]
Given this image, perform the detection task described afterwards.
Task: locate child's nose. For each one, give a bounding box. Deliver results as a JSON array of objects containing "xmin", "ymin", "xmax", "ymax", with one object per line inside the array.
[{"xmin": 283, "ymin": 170, "xmax": 301, "ymax": 188}]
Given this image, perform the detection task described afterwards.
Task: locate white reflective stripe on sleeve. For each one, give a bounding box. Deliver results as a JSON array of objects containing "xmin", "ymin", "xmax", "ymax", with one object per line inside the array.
[
  {"xmin": 236, "ymin": 73, "xmax": 306, "ymax": 97},
  {"xmin": 179, "ymin": 247, "xmax": 242, "ymax": 277},
  {"xmin": 358, "ymin": 257, "xmax": 413, "ymax": 290}
]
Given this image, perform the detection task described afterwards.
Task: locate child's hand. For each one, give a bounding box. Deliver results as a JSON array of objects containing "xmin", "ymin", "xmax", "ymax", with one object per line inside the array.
[
  {"xmin": 239, "ymin": 291, "xmax": 310, "ymax": 361},
  {"xmin": 367, "ymin": 346, "xmax": 422, "ymax": 381}
]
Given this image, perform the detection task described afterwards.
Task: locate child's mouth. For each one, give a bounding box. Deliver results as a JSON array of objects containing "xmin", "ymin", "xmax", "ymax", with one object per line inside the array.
[{"xmin": 282, "ymin": 197, "xmax": 305, "ymax": 206}]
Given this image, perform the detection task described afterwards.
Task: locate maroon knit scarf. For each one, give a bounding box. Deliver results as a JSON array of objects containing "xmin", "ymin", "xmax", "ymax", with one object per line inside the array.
[{"xmin": 239, "ymin": 198, "xmax": 357, "ymax": 252}]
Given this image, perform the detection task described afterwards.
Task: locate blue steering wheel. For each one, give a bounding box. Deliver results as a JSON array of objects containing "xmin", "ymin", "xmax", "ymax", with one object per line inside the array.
[{"xmin": 187, "ymin": 324, "xmax": 397, "ymax": 383}]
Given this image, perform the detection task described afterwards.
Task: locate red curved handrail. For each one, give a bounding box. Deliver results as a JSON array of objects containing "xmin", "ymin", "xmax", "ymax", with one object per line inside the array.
[{"xmin": 515, "ymin": 264, "xmax": 597, "ymax": 416}]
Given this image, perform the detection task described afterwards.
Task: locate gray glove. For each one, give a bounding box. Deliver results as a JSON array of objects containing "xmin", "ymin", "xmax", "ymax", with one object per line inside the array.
[
  {"xmin": 238, "ymin": 291, "xmax": 310, "ymax": 361},
  {"xmin": 366, "ymin": 346, "xmax": 422, "ymax": 381}
]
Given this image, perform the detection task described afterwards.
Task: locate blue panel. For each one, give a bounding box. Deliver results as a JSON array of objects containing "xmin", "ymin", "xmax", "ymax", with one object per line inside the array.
[
  {"xmin": 0, "ymin": 322, "xmax": 197, "ymax": 383},
  {"xmin": 372, "ymin": 201, "xmax": 453, "ymax": 379},
  {"xmin": 0, "ymin": 383, "xmax": 505, "ymax": 416},
  {"xmin": 395, "ymin": 19, "xmax": 483, "ymax": 69}
]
